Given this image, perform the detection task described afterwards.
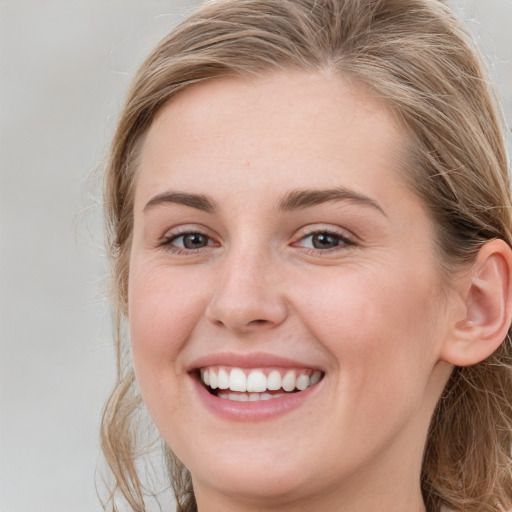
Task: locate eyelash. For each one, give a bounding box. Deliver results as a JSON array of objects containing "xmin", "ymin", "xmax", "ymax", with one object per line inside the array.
[{"xmin": 159, "ymin": 228, "xmax": 356, "ymax": 255}]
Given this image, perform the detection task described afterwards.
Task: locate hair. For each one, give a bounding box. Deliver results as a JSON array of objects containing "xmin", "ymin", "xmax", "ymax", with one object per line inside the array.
[{"xmin": 101, "ymin": 1, "xmax": 512, "ymax": 511}]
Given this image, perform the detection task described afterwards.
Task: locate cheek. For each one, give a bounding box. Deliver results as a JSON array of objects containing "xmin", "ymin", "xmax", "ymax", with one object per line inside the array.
[
  {"xmin": 127, "ymin": 261, "xmax": 207, "ymax": 408},
  {"xmin": 129, "ymin": 259, "xmax": 206, "ymax": 347},
  {"xmin": 293, "ymin": 264, "xmax": 442, "ymax": 399}
]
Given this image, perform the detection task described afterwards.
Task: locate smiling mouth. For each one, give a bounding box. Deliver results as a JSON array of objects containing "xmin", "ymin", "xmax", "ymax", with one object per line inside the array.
[{"xmin": 197, "ymin": 366, "xmax": 324, "ymax": 402}]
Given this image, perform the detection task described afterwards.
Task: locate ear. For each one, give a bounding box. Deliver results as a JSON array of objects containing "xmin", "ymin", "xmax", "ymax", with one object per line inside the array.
[{"xmin": 440, "ymin": 239, "xmax": 512, "ymax": 367}]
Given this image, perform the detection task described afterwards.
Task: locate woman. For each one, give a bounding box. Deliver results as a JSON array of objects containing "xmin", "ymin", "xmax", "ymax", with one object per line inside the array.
[{"xmin": 101, "ymin": 0, "xmax": 512, "ymax": 511}]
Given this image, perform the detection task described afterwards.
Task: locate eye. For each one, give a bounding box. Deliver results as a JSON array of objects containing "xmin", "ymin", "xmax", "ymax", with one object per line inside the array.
[
  {"xmin": 296, "ymin": 230, "xmax": 354, "ymax": 251},
  {"xmin": 308, "ymin": 232, "xmax": 342, "ymax": 249},
  {"xmin": 164, "ymin": 232, "xmax": 212, "ymax": 250}
]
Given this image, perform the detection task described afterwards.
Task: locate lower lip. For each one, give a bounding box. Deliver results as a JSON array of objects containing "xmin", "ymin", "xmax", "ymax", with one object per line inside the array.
[{"xmin": 190, "ymin": 375, "xmax": 321, "ymax": 422}]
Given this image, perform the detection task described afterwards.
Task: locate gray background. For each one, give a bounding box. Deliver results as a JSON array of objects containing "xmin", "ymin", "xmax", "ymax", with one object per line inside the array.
[{"xmin": 0, "ymin": 1, "xmax": 510, "ymax": 511}]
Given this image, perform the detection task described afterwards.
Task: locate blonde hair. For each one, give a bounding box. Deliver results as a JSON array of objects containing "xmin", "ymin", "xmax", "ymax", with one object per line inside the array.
[{"xmin": 101, "ymin": 1, "xmax": 512, "ymax": 511}]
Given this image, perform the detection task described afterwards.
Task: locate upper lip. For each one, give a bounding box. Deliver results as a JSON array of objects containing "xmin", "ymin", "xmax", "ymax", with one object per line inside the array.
[{"xmin": 187, "ymin": 352, "xmax": 323, "ymax": 372}]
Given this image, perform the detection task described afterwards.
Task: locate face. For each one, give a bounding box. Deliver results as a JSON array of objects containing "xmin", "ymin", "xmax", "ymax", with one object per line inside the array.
[{"xmin": 129, "ymin": 71, "xmax": 455, "ymax": 510}]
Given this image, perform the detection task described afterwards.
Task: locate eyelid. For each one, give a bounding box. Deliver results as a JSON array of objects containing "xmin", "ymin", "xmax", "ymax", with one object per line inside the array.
[
  {"xmin": 159, "ymin": 223, "xmax": 210, "ymax": 241},
  {"xmin": 294, "ymin": 224, "xmax": 356, "ymax": 241}
]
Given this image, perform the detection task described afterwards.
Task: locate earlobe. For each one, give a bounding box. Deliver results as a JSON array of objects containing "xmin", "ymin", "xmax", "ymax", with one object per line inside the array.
[{"xmin": 441, "ymin": 239, "xmax": 512, "ymax": 367}]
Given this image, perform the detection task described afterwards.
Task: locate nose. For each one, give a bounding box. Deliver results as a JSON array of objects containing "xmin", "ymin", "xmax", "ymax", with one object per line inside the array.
[{"xmin": 205, "ymin": 247, "xmax": 288, "ymax": 334}]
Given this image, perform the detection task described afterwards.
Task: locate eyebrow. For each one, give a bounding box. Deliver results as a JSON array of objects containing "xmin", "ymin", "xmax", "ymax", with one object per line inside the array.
[
  {"xmin": 278, "ymin": 187, "xmax": 386, "ymax": 216},
  {"xmin": 144, "ymin": 190, "xmax": 216, "ymax": 213},
  {"xmin": 143, "ymin": 186, "xmax": 386, "ymax": 216}
]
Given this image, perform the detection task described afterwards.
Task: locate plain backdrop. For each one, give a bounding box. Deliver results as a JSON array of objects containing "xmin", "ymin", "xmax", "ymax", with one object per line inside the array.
[{"xmin": 0, "ymin": 1, "xmax": 510, "ymax": 511}]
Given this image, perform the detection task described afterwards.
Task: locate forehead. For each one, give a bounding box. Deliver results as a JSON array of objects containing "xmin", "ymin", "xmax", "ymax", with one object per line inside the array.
[{"xmin": 135, "ymin": 71, "xmax": 410, "ymax": 212}]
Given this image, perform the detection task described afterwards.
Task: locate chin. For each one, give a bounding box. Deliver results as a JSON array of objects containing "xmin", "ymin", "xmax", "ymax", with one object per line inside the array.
[{"xmin": 190, "ymin": 461, "xmax": 318, "ymax": 506}]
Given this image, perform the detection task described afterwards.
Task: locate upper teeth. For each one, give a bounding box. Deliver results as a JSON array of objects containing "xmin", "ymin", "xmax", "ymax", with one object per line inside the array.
[{"xmin": 200, "ymin": 367, "xmax": 322, "ymax": 393}]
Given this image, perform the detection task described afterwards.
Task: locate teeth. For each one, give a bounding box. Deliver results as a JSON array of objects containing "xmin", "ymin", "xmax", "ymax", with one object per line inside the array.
[
  {"xmin": 217, "ymin": 368, "xmax": 229, "ymax": 389},
  {"xmin": 267, "ymin": 370, "xmax": 281, "ymax": 390},
  {"xmin": 229, "ymin": 392, "xmax": 248, "ymax": 402},
  {"xmin": 282, "ymin": 370, "xmax": 296, "ymax": 392},
  {"xmin": 210, "ymin": 370, "xmax": 218, "ymax": 389},
  {"xmin": 296, "ymin": 374, "xmax": 310, "ymax": 391},
  {"xmin": 200, "ymin": 366, "xmax": 323, "ymax": 395},
  {"xmin": 217, "ymin": 391, "xmax": 289, "ymax": 401},
  {"xmin": 229, "ymin": 368, "xmax": 247, "ymax": 392},
  {"xmin": 247, "ymin": 370, "xmax": 267, "ymax": 392}
]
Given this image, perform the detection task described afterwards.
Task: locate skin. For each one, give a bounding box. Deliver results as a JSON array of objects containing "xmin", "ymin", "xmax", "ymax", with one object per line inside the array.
[{"xmin": 128, "ymin": 71, "xmax": 467, "ymax": 512}]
